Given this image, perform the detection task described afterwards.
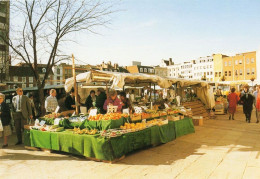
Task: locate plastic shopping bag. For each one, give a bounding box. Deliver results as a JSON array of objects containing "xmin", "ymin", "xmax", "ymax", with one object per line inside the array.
[{"xmin": 0, "ymin": 120, "xmax": 3, "ymax": 131}]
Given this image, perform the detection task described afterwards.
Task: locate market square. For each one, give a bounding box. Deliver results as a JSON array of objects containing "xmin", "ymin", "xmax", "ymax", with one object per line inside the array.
[{"xmin": 1, "ymin": 1, "xmax": 260, "ymax": 179}]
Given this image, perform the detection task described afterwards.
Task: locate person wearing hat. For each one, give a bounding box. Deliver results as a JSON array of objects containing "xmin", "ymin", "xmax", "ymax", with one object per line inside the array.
[
  {"xmin": 95, "ymin": 88, "xmax": 107, "ymax": 114},
  {"xmin": 240, "ymin": 85, "xmax": 254, "ymax": 123}
]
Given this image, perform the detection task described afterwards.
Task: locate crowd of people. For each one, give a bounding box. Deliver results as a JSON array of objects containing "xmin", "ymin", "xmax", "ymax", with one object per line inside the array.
[{"xmin": 227, "ymin": 85, "xmax": 260, "ymax": 123}]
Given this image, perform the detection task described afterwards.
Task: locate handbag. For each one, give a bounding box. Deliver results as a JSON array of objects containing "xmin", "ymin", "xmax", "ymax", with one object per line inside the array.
[{"xmin": 0, "ymin": 119, "xmax": 3, "ymax": 132}]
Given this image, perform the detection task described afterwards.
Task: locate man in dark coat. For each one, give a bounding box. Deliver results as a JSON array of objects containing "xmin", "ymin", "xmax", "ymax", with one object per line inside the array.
[{"xmin": 240, "ymin": 85, "xmax": 254, "ymax": 123}]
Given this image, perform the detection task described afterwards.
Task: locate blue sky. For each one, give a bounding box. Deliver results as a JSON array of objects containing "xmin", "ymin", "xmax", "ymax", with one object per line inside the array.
[{"xmin": 64, "ymin": 0, "xmax": 260, "ymax": 66}]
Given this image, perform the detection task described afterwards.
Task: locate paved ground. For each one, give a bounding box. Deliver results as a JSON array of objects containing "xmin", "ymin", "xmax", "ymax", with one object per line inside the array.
[{"xmin": 1, "ymin": 106, "xmax": 260, "ymax": 179}]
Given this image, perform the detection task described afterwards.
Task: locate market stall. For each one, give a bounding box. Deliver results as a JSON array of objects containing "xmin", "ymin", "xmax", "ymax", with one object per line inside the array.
[{"xmin": 24, "ymin": 70, "xmax": 208, "ymax": 162}]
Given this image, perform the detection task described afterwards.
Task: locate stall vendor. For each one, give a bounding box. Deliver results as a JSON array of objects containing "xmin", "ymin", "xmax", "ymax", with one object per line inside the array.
[
  {"xmin": 103, "ymin": 89, "xmax": 122, "ymax": 113},
  {"xmin": 119, "ymin": 91, "xmax": 133, "ymax": 113}
]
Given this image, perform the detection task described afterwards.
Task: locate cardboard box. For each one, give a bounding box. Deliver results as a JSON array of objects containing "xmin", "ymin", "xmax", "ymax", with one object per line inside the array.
[{"xmin": 192, "ymin": 118, "xmax": 203, "ymax": 126}]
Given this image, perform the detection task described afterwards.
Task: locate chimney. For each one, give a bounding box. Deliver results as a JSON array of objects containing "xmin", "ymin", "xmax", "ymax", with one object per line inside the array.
[{"xmin": 169, "ymin": 58, "xmax": 173, "ymax": 66}]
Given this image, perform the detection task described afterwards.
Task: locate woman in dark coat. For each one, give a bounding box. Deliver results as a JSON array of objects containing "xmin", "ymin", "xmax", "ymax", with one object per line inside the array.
[
  {"xmin": 240, "ymin": 85, "xmax": 254, "ymax": 123},
  {"xmin": 85, "ymin": 90, "xmax": 96, "ymax": 111},
  {"xmin": 65, "ymin": 89, "xmax": 76, "ymax": 110},
  {"xmin": 0, "ymin": 93, "xmax": 12, "ymax": 148},
  {"xmin": 95, "ymin": 88, "xmax": 107, "ymax": 114}
]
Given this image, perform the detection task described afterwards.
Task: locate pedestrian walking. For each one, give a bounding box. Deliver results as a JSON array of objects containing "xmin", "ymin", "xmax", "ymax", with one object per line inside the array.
[
  {"xmin": 240, "ymin": 85, "xmax": 254, "ymax": 123},
  {"xmin": 45, "ymin": 89, "xmax": 59, "ymax": 113},
  {"xmin": 256, "ymin": 85, "xmax": 260, "ymax": 119},
  {"xmin": 0, "ymin": 93, "xmax": 12, "ymax": 148},
  {"xmin": 227, "ymin": 88, "xmax": 239, "ymax": 120},
  {"xmin": 12, "ymin": 88, "xmax": 32, "ymax": 145}
]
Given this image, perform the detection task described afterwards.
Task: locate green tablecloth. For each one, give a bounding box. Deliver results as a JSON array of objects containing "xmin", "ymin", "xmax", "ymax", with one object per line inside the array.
[
  {"xmin": 174, "ymin": 117, "xmax": 195, "ymax": 138},
  {"xmin": 24, "ymin": 119, "xmax": 194, "ymax": 161}
]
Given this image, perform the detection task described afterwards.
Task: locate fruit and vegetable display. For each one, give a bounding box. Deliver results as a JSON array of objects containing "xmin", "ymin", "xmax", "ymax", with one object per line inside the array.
[
  {"xmin": 100, "ymin": 129, "xmax": 126, "ymax": 138},
  {"xmin": 120, "ymin": 122, "xmax": 146, "ymax": 131},
  {"xmin": 88, "ymin": 113, "xmax": 129, "ymax": 121},
  {"xmin": 73, "ymin": 127, "xmax": 98, "ymax": 135},
  {"xmin": 30, "ymin": 125, "xmax": 64, "ymax": 132}
]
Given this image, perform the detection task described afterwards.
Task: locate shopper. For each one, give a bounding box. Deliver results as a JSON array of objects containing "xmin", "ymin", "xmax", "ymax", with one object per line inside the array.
[
  {"xmin": 227, "ymin": 88, "xmax": 239, "ymax": 120},
  {"xmin": 253, "ymin": 86, "xmax": 259, "ymax": 123},
  {"xmin": 0, "ymin": 93, "xmax": 12, "ymax": 148},
  {"xmin": 119, "ymin": 91, "xmax": 133, "ymax": 113},
  {"xmin": 65, "ymin": 89, "xmax": 76, "ymax": 110},
  {"xmin": 103, "ymin": 89, "xmax": 122, "ymax": 113},
  {"xmin": 256, "ymin": 86, "xmax": 260, "ymax": 119},
  {"xmin": 12, "ymin": 87, "xmax": 32, "ymax": 145},
  {"xmin": 96, "ymin": 88, "xmax": 107, "ymax": 114},
  {"xmin": 28, "ymin": 94, "xmax": 37, "ymax": 120},
  {"xmin": 85, "ymin": 90, "xmax": 96, "ymax": 111},
  {"xmin": 240, "ymin": 85, "xmax": 254, "ymax": 123},
  {"xmin": 45, "ymin": 89, "xmax": 58, "ymax": 113}
]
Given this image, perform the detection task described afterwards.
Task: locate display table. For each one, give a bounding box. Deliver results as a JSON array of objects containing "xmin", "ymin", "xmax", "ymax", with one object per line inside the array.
[{"xmin": 24, "ymin": 118, "xmax": 195, "ymax": 161}]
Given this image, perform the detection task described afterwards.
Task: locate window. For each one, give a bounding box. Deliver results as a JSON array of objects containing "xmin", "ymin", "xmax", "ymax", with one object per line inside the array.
[
  {"xmin": 225, "ymin": 62, "xmax": 227, "ymax": 66},
  {"xmin": 207, "ymin": 72, "xmax": 209, "ymax": 75},
  {"xmin": 235, "ymin": 70, "xmax": 238, "ymax": 76},
  {"xmin": 140, "ymin": 68, "xmax": 143, "ymax": 73},
  {"xmin": 14, "ymin": 76, "xmax": 18, "ymax": 82},
  {"xmin": 247, "ymin": 69, "xmax": 250, "ymax": 75},
  {"xmin": 210, "ymin": 72, "xmax": 213, "ymax": 75},
  {"xmin": 144, "ymin": 68, "xmax": 147, "ymax": 73},
  {"xmin": 22, "ymin": 84, "xmax": 26, "ymax": 88},
  {"xmin": 229, "ymin": 71, "xmax": 231, "ymax": 76},
  {"xmin": 240, "ymin": 69, "xmax": 242, "ymax": 75},
  {"xmin": 219, "ymin": 72, "xmax": 221, "ymax": 77},
  {"xmin": 252, "ymin": 68, "xmax": 255, "ymax": 75},
  {"xmin": 57, "ymin": 76, "xmax": 60, "ymax": 81},
  {"xmin": 22, "ymin": 77, "xmax": 26, "ymax": 82},
  {"xmin": 29, "ymin": 84, "xmax": 33, "ymax": 87},
  {"xmin": 215, "ymin": 72, "xmax": 218, "ymax": 77},
  {"xmin": 225, "ymin": 71, "xmax": 227, "ymax": 76},
  {"xmin": 251, "ymin": 58, "xmax": 255, "ymax": 63},
  {"xmin": 239, "ymin": 60, "xmax": 242, "ymax": 64},
  {"xmin": 57, "ymin": 68, "xmax": 60, "ymax": 74},
  {"xmin": 42, "ymin": 68, "xmax": 46, "ymax": 73},
  {"xmin": 229, "ymin": 61, "xmax": 231, "ymax": 66},
  {"xmin": 235, "ymin": 60, "xmax": 238, "ymax": 65},
  {"xmin": 29, "ymin": 77, "xmax": 33, "ymax": 83},
  {"xmin": 246, "ymin": 59, "xmax": 250, "ymax": 64}
]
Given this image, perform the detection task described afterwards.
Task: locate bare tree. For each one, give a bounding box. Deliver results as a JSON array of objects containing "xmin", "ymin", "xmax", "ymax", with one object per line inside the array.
[{"xmin": 0, "ymin": 0, "xmax": 116, "ymax": 115}]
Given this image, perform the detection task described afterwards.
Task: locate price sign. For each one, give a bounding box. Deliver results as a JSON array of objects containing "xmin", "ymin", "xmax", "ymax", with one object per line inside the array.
[
  {"xmin": 123, "ymin": 108, "xmax": 129, "ymax": 114},
  {"xmin": 134, "ymin": 107, "xmax": 142, "ymax": 114},
  {"xmin": 54, "ymin": 118, "xmax": 61, "ymax": 125},
  {"xmin": 89, "ymin": 109, "xmax": 97, "ymax": 116},
  {"xmin": 55, "ymin": 106, "xmax": 60, "ymax": 114},
  {"xmin": 164, "ymin": 103, "xmax": 170, "ymax": 109},
  {"xmin": 39, "ymin": 120, "xmax": 46, "ymax": 126}
]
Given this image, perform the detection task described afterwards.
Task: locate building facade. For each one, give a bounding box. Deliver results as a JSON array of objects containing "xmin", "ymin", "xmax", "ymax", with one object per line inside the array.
[
  {"xmin": 8, "ymin": 65, "xmax": 54, "ymax": 89},
  {"xmin": 0, "ymin": 1, "xmax": 9, "ymax": 82},
  {"xmin": 193, "ymin": 56, "xmax": 214, "ymax": 81},
  {"xmin": 222, "ymin": 51, "xmax": 257, "ymax": 82}
]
